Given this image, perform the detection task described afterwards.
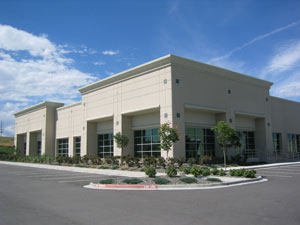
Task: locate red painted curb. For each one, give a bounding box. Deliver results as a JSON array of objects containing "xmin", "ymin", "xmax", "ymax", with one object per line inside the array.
[{"xmin": 93, "ymin": 184, "xmax": 158, "ymax": 189}]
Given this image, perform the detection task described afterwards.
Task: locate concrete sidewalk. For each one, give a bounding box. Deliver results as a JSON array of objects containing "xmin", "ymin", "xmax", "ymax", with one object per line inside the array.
[
  {"xmin": 0, "ymin": 161, "xmax": 164, "ymax": 177},
  {"xmin": 1, "ymin": 160, "xmax": 299, "ymax": 178},
  {"xmin": 225, "ymin": 161, "xmax": 300, "ymax": 170}
]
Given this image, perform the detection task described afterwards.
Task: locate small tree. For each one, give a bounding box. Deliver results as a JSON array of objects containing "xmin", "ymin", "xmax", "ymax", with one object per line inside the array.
[
  {"xmin": 211, "ymin": 121, "xmax": 236, "ymax": 170},
  {"xmin": 158, "ymin": 123, "xmax": 179, "ymax": 158},
  {"xmin": 114, "ymin": 132, "xmax": 129, "ymax": 152}
]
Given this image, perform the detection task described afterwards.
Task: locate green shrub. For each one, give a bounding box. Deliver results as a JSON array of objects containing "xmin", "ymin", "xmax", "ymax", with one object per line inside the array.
[
  {"xmin": 219, "ymin": 169, "xmax": 226, "ymax": 176},
  {"xmin": 190, "ymin": 166, "xmax": 202, "ymax": 177},
  {"xmin": 154, "ymin": 177, "xmax": 170, "ymax": 185},
  {"xmin": 183, "ymin": 167, "xmax": 191, "ymax": 175},
  {"xmin": 98, "ymin": 166, "xmax": 110, "ymax": 169},
  {"xmin": 230, "ymin": 169, "xmax": 237, "ymax": 176},
  {"xmin": 104, "ymin": 156, "xmax": 113, "ymax": 165},
  {"xmin": 243, "ymin": 170, "xmax": 256, "ymax": 178},
  {"xmin": 112, "ymin": 165, "xmax": 119, "ymax": 170},
  {"xmin": 123, "ymin": 178, "xmax": 143, "ymax": 184},
  {"xmin": 133, "ymin": 157, "xmax": 140, "ymax": 167},
  {"xmin": 175, "ymin": 158, "xmax": 184, "ymax": 167},
  {"xmin": 99, "ymin": 179, "xmax": 115, "ymax": 184},
  {"xmin": 207, "ymin": 178, "xmax": 222, "ymax": 182},
  {"xmin": 166, "ymin": 166, "xmax": 177, "ymax": 177},
  {"xmin": 202, "ymin": 168, "xmax": 211, "ymax": 176},
  {"xmin": 157, "ymin": 157, "xmax": 166, "ymax": 168},
  {"xmin": 211, "ymin": 168, "xmax": 219, "ymax": 175},
  {"xmin": 143, "ymin": 156, "xmax": 157, "ymax": 167},
  {"xmin": 124, "ymin": 155, "xmax": 134, "ymax": 167},
  {"xmin": 180, "ymin": 177, "xmax": 198, "ymax": 184},
  {"xmin": 187, "ymin": 157, "xmax": 196, "ymax": 166},
  {"xmin": 145, "ymin": 166, "xmax": 156, "ymax": 178}
]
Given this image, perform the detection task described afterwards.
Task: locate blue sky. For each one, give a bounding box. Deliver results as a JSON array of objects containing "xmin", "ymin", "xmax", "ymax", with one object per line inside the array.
[{"xmin": 1, "ymin": 0, "xmax": 300, "ymax": 136}]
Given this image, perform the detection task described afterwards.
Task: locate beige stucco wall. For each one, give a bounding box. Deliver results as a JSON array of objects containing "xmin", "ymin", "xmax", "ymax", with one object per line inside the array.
[
  {"xmin": 171, "ymin": 62, "xmax": 273, "ymax": 160},
  {"xmin": 14, "ymin": 102, "xmax": 63, "ymax": 156},
  {"xmin": 56, "ymin": 102, "xmax": 83, "ymax": 156},
  {"xmin": 271, "ymin": 97, "xmax": 300, "ymax": 153},
  {"xmin": 80, "ymin": 65, "xmax": 172, "ymax": 157}
]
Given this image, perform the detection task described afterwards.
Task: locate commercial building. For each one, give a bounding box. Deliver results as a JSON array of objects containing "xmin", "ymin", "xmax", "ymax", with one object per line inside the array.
[{"xmin": 14, "ymin": 55, "xmax": 300, "ymax": 162}]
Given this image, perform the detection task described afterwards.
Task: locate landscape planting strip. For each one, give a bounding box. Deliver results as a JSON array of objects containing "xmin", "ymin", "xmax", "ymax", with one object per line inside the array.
[{"xmin": 84, "ymin": 176, "xmax": 267, "ymax": 191}]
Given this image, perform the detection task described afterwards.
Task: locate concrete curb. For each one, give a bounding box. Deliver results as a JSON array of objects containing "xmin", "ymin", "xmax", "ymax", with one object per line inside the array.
[{"xmin": 84, "ymin": 176, "xmax": 267, "ymax": 191}]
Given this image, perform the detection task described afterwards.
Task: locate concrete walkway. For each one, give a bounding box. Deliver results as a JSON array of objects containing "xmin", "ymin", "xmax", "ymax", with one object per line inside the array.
[
  {"xmin": 1, "ymin": 160, "xmax": 299, "ymax": 178},
  {"xmin": 0, "ymin": 161, "xmax": 161, "ymax": 177}
]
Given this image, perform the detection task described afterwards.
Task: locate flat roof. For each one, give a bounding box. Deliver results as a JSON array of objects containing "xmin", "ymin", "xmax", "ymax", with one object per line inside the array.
[{"xmin": 78, "ymin": 54, "xmax": 273, "ymax": 94}]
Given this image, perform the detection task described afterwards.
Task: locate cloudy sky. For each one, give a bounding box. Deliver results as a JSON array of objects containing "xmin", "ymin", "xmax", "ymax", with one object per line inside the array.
[{"xmin": 0, "ymin": 0, "xmax": 300, "ymax": 136}]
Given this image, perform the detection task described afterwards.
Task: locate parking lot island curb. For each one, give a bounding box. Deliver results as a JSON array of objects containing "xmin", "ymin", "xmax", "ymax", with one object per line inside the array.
[{"xmin": 84, "ymin": 176, "xmax": 267, "ymax": 191}]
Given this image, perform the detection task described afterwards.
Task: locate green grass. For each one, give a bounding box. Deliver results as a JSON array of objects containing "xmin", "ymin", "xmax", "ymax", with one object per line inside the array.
[
  {"xmin": 0, "ymin": 146, "xmax": 14, "ymax": 154},
  {"xmin": 0, "ymin": 137, "xmax": 14, "ymax": 147}
]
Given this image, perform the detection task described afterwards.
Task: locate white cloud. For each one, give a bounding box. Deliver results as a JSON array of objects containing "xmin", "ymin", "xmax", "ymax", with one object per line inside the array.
[
  {"xmin": 105, "ymin": 71, "xmax": 115, "ymax": 76},
  {"xmin": 209, "ymin": 19, "xmax": 300, "ymax": 63},
  {"xmin": 102, "ymin": 50, "xmax": 119, "ymax": 55},
  {"xmin": 0, "ymin": 24, "xmax": 98, "ymax": 136},
  {"xmin": 93, "ymin": 60, "xmax": 106, "ymax": 66},
  {"xmin": 262, "ymin": 40, "xmax": 300, "ymax": 76},
  {"xmin": 271, "ymin": 72, "xmax": 300, "ymax": 98}
]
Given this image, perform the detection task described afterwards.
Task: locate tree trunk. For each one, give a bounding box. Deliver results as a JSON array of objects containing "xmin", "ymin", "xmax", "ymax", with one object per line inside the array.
[{"xmin": 223, "ymin": 147, "xmax": 227, "ymax": 171}]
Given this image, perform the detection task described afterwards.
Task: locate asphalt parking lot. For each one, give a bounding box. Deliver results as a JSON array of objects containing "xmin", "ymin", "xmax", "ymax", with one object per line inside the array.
[
  {"xmin": 4, "ymin": 166, "xmax": 124, "ymax": 186},
  {"xmin": 1, "ymin": 163, "xmax": 300, "ymax": 225}
]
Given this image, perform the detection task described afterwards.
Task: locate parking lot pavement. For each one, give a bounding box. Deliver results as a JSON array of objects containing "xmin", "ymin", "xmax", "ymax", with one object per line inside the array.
[
  {"xmin": 3, "ymin": 165, "xmax": 124, "ymax": 187},
  {"xmin": 255, "ymin": 164, "xmax": 300, "ymax": 178},
  {"xmin": 1, "ymin": 163, "xmax": 300, "ymax": 225}
]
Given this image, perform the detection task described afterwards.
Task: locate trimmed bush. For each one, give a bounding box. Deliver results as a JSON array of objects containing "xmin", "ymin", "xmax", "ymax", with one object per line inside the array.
[
  {"xmin": 143, "ymin": 156, "xmax": 157, "ymax": 167},
  {"xmin": 166, "ymin": 166, "xmax": 177, "ymax": 177},
  {"xmin": 99, "ymin": 179, "xmax": 115, "ymax": 184},
  {"xmin": 145, "ymin": 166, "xmax": 156, "ymax": 178},
  {"xmin": 180, "ymin": 177, "xmax": 198, "ymax": 184},
  {"xmin": 202, "ymin": 168, "xmax": 211, "ymax": 176},
  {"xmin": 243, "ymin": 170, "xmax": 256, "ymax": 178},
  {"xmin": 123, "ymin": 178, "xmax": 143, "ymax": 184},
  {"xmin": 207, "ymin": 178, "xmax": 222, "ymax": 182},
  {"xmin": 219, "ymin": 169, "xmax": 226, "ymax": 176},
  {"xmin": 157, "ymin": 157, "xmax": 166, "ymax": 168},
  {"xmin": 183, "ymin": 167, "xmax": 191, "ymax": 175},
  {"xmin": 154, "ymin": 177, "xmax": 170, "ymax": 185},
  {"xmin": 190, "ymin": 166, "xmax": 202, "ymax": 177},
  {"xmin": 211, "ymin": 168, "xmax": 219, "ymax": 175}
]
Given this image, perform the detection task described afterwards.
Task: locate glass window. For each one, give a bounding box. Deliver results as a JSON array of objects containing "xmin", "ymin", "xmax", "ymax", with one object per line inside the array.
[
  {"xmin": 98, "ymin": 133, "xmax": 114, "ymax": 158},
  {"xmin": 134, "ymin": 128, "xmax": 160, "ymax": 158},
  {"xmin": 37, "ymin": 141, "xmax": 41, "ymax": 155},
  {"xmin": 185, "ymin": 127, "xmax": 215, "ymax": 159},
  {"xmin": 74, "ymin": 137, "xmax": 81, "ymax": 156},
  {"xmin": 288, "ymin": 134, "xmax": 300, "ymax": 153},
  {"xmin": 58, "ymin": 138, "xmax": 69, "ymax": 156},
  {"xmin": 272, "ymin": 133, "xmax": 281, "ymax": 154},
  {"xmin": 238, "ymin": 131, "xmax": 256, "ymax": 158}
]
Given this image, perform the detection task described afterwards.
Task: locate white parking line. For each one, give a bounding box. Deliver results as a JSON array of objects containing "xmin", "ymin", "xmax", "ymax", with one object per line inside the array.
[
  {"xmin": 14, "ymin": 172, "xmax": 75, "ymax": 176},
  {"xmin": 255, "ymin": 170, "xmax": 300, "ymax": 175},
  {"xmin": 27, "ymin": 173, "xmax": 81, "ymax": 178},
  {"xmin": 42, "ymin": 175, "xmax": 101, "ymax": 180},
  {"xmin": 257, "ymin": 174, "xmax": 292, "ymax": 178},
  {"xmin": 58, "ymin": 179, "xmax": 101, "ymax": 183}
]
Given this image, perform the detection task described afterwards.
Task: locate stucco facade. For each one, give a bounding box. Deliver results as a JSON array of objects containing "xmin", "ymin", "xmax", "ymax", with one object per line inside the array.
[{"xmin": 14, "ymin": 55, "xmax": 300, "ymax": 162}]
